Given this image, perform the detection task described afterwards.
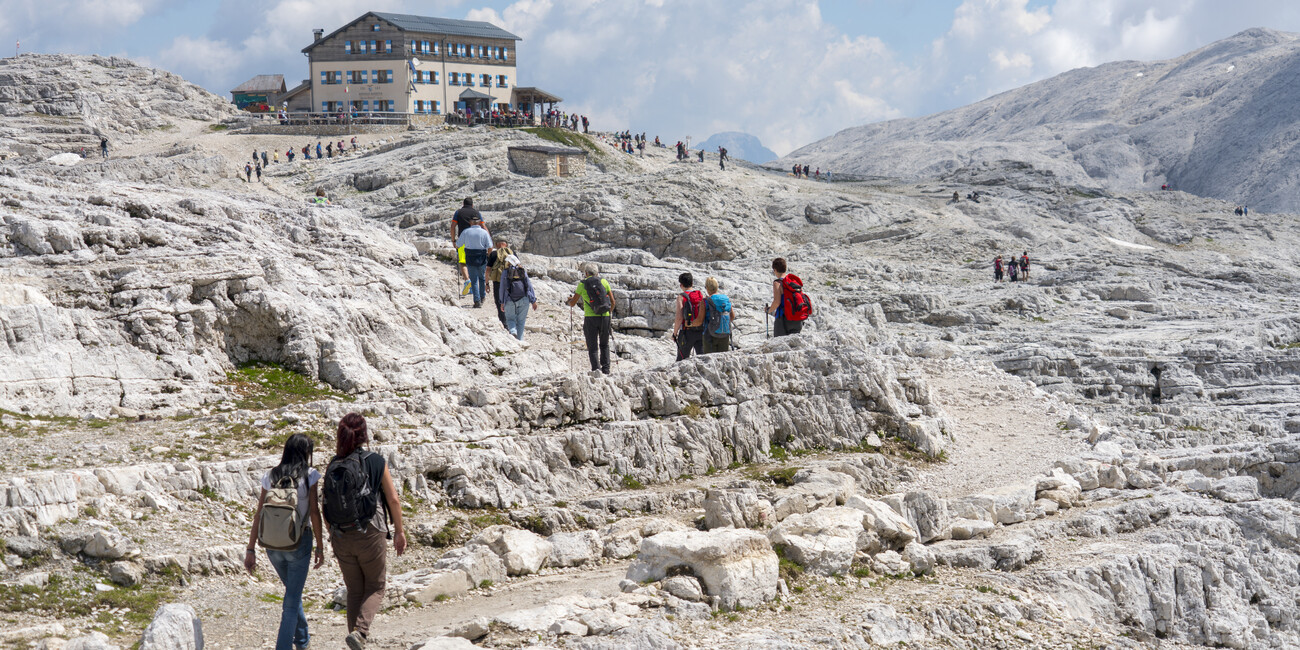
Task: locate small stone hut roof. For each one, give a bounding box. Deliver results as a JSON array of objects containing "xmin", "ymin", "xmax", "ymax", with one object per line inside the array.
[{"xmin": 508, "ymin": 145, "xmax": 587, "ymax": 156}]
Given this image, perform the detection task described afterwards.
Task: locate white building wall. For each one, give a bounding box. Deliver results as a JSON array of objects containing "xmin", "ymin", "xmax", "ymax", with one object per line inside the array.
[{"xmin": 310, "ymin": 60, "xmax": 517, "ymax": 113}]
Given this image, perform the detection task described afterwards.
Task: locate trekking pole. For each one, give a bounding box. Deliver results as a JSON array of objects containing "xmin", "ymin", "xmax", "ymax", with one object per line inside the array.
[
  {"xmin": 568, "ymin": 306, "xmax": 575, "ymax": 373},
  {"xmin": 765, "ymin": 312, "xmax": 770, "ymax": 339}
]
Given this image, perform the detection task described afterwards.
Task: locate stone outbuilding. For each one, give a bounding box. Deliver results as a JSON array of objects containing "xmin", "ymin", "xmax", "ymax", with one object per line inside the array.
[{"xmin": 508, "ymin": 145, "xmax": 587, "ymax": 178}]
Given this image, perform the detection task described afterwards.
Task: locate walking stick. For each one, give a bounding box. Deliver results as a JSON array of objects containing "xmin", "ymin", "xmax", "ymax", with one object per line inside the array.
[
  {"xmin": 569, "ymin": 306, "xmax": 575, "ymax": 373},
  {"xmin": 765, "ymin": 311, "xmax": 770, "ymax": 339}
]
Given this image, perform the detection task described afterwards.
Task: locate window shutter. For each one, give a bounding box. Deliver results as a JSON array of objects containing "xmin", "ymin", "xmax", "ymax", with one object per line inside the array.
[
  {"xmin": 503, "ymin": 47, "xmax": 508, "ymax": 60},
  {"xmin": 319, "ymin": 71, "xmax": 326, "ymax": 85},
  {"xmin": 345, "ymin": 41, "xmax": 351, "ymax": 54},
  {"xmin": 334, "ymin": 71, "xmax": 341, "ymax": 84},
  {"xmin": 385, "ymin": 40, "xmax": 392, "ymax": 53},
  {"xmin": 387, "ymin": 70, "xmax": 393, "ymax": 84}
]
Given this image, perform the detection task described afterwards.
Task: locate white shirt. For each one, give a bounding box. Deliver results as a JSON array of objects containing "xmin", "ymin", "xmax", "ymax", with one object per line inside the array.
[{"xmin": 261, "ymin": 468, "xmax": 321, "ymax": 522}]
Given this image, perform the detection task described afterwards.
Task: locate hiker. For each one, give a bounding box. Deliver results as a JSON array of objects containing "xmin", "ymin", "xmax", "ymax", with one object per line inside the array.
[
  {"xmin": 255, "ymin": 162, "xmax": 263, "ymax": 183},
  {"xmin": 273, "ymin": 150, "xmax": 279, "ymax": 164},
  {"xmin": 718, "ymin": 147, "xmax": 728, "ymax": 170},
  {"xmin": 951, "ymin": 191, "xmax": 960, "ymax": 202},
  {"xmin": 451, "ymin": 198, "xmax": 485, "ymax": 296},
  {"xmin": 793, "ymin": 164, "xmax": 800, "ymax": 178},
  {"xmin": 302, "ymin": 145, "xmax": 310, "ymax": 160},
  {"xmin": 815, "ymin": 168, "xmax": 820, "ymax": 180},
  {"xmin": 802, "ymin": 164, "xmax": 810, "ymax": 178},
  {"xmin": 827, "ymin": 170, "xmax": 832, "ymax": 182},
  {"xmin": 701, "ymin": 277, "xmax": 733, "ymax": 354},
  {"xmin": 286, "ymin": 149, "xmax": 295, "ymax": 162},
  {"xmin": 994, "ymin": 256, "xmax": 1004, "ymax": 282},
  {"xmin": 1234, "ymin": 206, "xmax": 1243, "ymax": 216},
  {"xmin": 456, "ymin": 214, "xmax": 493, "ymax": 308},
  {"xmin": 698, "ymin": 149, "xmax": 705, "ymax": 163},
  {"xmin": 327, "ymin": 142, "xmax": 334, "ymax": 158},
  {"xmin": 310, "ymin": 188, "xmax": 331, "ymax": 206},
  {"xmin": 1008, "ymin": 256, "xmax": 1019, "ymax": 282},
  {"xmin": 767, "ymin": 258, "xmax": 811, "ymax": 337},
  {"xmin": 565, "ymin": 262, "xmax": 615, "ymax": 375},
  {"xmin": 637, "ymin": 139, "xmax": 645, "ymax": 157},
  {"xmin": 1020, "ymin": 251, "xmax": 1030, "ymax": 279},
  {"xmin": 324, "ymin": 414, "xmax": 406, "ymax": 650},
  {"xmin": 245, "ymin": 162, "xmax": 253, "ymax": 182},
  {"xmin": 498, "ymin": 255, "xmax": 537, "ymax": 342},
  {"xmin": 351, "ymin": 136, "xmax": 358, "ymax": 148},
  {"xmin": 673, "ymin": 273, "xmax": 706, "ymax": 361},
  {"xmin": 486, "ymin": 240, "xmax": 514, "ymax": 328},
  {"xmin": 244, "ymin": 434, "xmax": 325, "ymax": 650},
  {"xmin": 316, "ymin": 142, "xmax": 323, "ymax": 159},
  {"xmin": 262, "ymin": 150, "xmax": 269, "ymax": 167},
  {"xmin": 1244, "ymin": 205, "xmax": 1249, "ymax": 216},
  {"xmin": 99, "ymin": 137, "xmax": 109, "ymax": 158}
]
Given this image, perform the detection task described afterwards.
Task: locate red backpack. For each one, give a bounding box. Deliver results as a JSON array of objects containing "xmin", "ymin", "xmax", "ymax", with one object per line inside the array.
[
  {"xmin": 681, "ymin": 290, "xmax": 705, "ymax": 328},
  {"xmin": 780, "ymin": 274, "xmax": 813, "ymax": 322}
]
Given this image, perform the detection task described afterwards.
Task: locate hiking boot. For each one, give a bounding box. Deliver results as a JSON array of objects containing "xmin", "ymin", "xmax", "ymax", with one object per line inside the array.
[
  {"xmin": 473, "ymin": 301, "xmax": 481, "ymax": 309},
  {"xmin": 461, "ymin": 280, "xmax": 471, "ymax": 296},
  {"xmin": 345, "ymin": 632, "xmax": 365, "ymax": 650}
]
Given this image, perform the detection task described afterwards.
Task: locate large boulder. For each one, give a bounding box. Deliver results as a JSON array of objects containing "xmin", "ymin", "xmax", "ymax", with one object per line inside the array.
[
  {"xmin": 790, "ymin": 468, "xmax": 856, "ymax": 508},
  {"xmin": 471, "ymin": 526, "xmax": 553, "ymax": 576},
  {"xmin": 626, "ymin": 529, "xmax": 778, "ymax": 610},
  {"xmin": 432, "ymin": 544, "xmax": 508, "ymax": 586},
  {"xmin": 703, "ymin": 488, "xmax": 775, "ymax": 530},
  {"xmin": 547, "ymin": 530, "xmax": 603, "ymax": 568},
  {"xmin": 767, "ymin": 507, "xmax": 866, "ymax": 576},
  {"xmin": 138, "ymin": 603, "xmax": 203, "ymax": 650},
  {"xmin": 845, "ymin": 495, "xmax": 917, "ymax": 550}
]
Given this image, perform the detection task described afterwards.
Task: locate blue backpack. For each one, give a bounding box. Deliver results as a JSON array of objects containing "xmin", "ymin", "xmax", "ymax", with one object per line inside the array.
[{"xmin": 704, "ymin": 294, "xmax": 732, "ymax": 338}]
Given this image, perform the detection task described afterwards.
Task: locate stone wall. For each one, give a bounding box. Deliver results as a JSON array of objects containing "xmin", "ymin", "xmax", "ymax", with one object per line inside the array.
[
  {"xmin": 508, "ymin": 149, "xmax": 587, "ymax": 178},
  {"xmin": 244, "ymin": 114, "xmax": 443, "ymax": 136}
]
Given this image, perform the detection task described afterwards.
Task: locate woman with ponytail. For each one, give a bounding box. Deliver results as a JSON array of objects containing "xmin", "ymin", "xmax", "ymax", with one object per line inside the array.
[
  {"xmin": 323, "ymin": 413, "xmax": 406, "ymax": 650},
  {"xmin": 245, "ymin": 433, "xmax": 324, "ymax": 650}
]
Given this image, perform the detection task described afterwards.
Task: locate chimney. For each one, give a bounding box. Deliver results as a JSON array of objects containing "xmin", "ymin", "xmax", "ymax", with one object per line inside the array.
[{"xmin": 313, "ymin": 29, "xmax": 324, "ymax": 41}]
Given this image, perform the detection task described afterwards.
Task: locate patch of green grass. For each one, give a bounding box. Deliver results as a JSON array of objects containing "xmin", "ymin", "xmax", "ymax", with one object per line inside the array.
[
  {"xmin": 771, "ymin": 544, "xmax": 803, "ymax": 584},
  {"xmin": 0, "ymin": 575, "xmax": 172, "ymax": 633},
  {"xmin": 425, "ymin": 518, "xmax": 463, "ymax": 547},
  {"xmin": 467, "ymin": 511, "xmax": 508, "ymax": 529},
  {"xmin": 519, "ymin": 514, "xmax": 547, "ymax": 536},
  {"xmin": 521, "ymin": 128, "xmax": 603, "ymax": 157},
  {"xmin": 681, "ymin": 402, "xmax": 704, "ymax": 419},
  {"xmin": 478, "ymin": 580, "xmax": 493, "ymax": 589},
  {"xmin": 224, "ymin": 362, "xmax": 353, "ymax": 411},
  {"xmin": 620, "ymin": 474, "xmax": 645, "ymax": 490},
  {"xmin": 766, "ymin": 467, "xmax": 801, "ymax": 487},
  {"xmin": 434, "ymin": 594, "xmax": 450, "ymax": 602},
  {"xmin": 196, "ymin": 485, "xmax": 221, "ymax": 501},
  {"xmin": 768, "ymin": 445, "xmax": 789, "ymax": 462},
  {"xmin": 259, "ymin": 593, "xmax": 282, "ymax": 603},
  {"xmin": 209, "ymin": 124, "xmax": 229, "ymax": 132}
]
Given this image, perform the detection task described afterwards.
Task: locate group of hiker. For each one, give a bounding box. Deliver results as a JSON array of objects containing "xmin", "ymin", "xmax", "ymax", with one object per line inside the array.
[
  {"xmin": 669, "ymin": 142, "xmax": 728, "ymax": 169},
  {"xmin": 994, "ymin": 252, "xmax": 1031, "ymax": 282},
  {"xmin": 245, "ymin": 413, "xmax": 405, "ymax": 650},
  {"xmin": 790, "ymin": 164, "xmax": 830, "ymax": 181},
  {"xmin": 448, "ymin": 197, "xmax": 814, "ymax": 372},
  {"xmin": 244, "ymin": 138, "xmax": 361, "ymax": 183},
  {"xmin": 542, "ymin": 109, "xmax": 588, "ymax": 133},
  {"xmin": 615, "ymin": 131, "xmax": 647, "ymax": 156},
  {"xmin": 1234, "ymin": 205, "xmax": 1249, "ymax": 216}
]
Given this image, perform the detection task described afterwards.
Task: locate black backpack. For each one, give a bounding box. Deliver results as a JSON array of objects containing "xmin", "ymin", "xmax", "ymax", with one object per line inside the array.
[
  {"xmin": 322, "ymin": 451, "xmax": 384, "ymax": 534},
  {"xmin": 581, "ymin": 276, "xmax": 611, "ymax": 315},
  {"xmin": 507, "ymin": 266, "xmax": 529, "ymax": 301}
]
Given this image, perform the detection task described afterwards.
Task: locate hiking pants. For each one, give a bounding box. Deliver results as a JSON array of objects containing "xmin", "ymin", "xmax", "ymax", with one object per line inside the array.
[
  {"xmin": 774, "ymin": 317, "xmax": 803, "ymax": 337},
  {"xmin": 584, "ymin": 315, "xmax": 612, "ymax": 374},
  {"xmin": 703, "ymin": 334, "xmax": 731, "ymax": 354},
  {"xmin": 491, "ymin": 281, "xmax": 506, "ymax": 326},
  {"xmin": 505, "ymin": 298, "xmax": 530, "ymax": 341},
  {"xmin": 467, "ymin": 263, "xmax": 487, "ymax": 304},
  {"xmin": 266, "ymin": 532, "xmax": 312, "ymax": 650},
  {"xmin": 676, "ymin": 328, "xmax": 703, "ymax": 361},
  {"xmin": 331, "ymin": 527, "xmax": 387, "ymax": 638}
]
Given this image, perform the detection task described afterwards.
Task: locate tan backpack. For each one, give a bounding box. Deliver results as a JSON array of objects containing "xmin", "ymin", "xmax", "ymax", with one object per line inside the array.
[{"xmin": 257, "ymin": 475, "xmax": 306, "ymax": 551}]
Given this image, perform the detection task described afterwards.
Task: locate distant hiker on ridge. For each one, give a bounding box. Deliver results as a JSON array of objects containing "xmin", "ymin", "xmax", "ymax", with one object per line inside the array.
[
  {"xmin": 994, "ymin": 255, "xmax": 1004, "ymax": 282},
  {"xmin": 99, "ymin": 136, "xmax": 109, "ymax": 158},
  {"xmin": 1020, "ymin": 251, "xmax": 1030, "ymax": 280},
  {"xmin": 718, "ymin": 147, "xmax": 728, "ymax": 170}
]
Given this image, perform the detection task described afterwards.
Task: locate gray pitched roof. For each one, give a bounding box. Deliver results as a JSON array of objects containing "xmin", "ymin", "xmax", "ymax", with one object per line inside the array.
[
  {"xmin": 231, "ymin": 74, "xmax": 285, "ymax": 94},
  {"xmin": 303, "ymin": 12, "xmax": 519, "ymax": 52},
  {"xmin": 372, "ymin": 12, "xmax": 520, "ymax": 40}
]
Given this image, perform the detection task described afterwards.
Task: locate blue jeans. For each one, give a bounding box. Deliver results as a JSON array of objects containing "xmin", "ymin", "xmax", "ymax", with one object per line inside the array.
[
  {"xmin": 266, "ymin": 533, "xmax": 313, "ymax": 650},
  {"xmin": 468, "ymin": 264, "xmax": 487, "ymax": 303},
  {"xmin": 505, "ymin": 297, "xmax": 530, "ymax": 340}
]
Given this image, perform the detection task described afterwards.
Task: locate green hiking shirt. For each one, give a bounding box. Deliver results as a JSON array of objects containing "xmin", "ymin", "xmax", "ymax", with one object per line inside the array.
[{"xmin": 573, "ymin": 277, "xmax": 613, "ymax": 317}]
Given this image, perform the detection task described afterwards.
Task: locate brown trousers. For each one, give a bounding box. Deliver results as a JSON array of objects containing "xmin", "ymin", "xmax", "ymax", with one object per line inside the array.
[{"xmin": 330, "ymin": 527, "xmax": 388, "ymax": 637}]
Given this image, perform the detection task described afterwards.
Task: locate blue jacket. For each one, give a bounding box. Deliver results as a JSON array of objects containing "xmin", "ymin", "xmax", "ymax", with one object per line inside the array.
[{"xmin": 703, "ymin": 293, "xmax": 732, "ymax": 334}]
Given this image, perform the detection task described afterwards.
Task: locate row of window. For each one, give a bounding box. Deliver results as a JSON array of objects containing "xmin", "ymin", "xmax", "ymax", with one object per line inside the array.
[
  {"xmin": 323, "ymin": 100, "xmax": 398, "ymax": 112},
  {"xmin": 320, "ymin": 70, "xmax": 508, "ymax": 87},
  {"xmin": 344, "ymin": 38, "xmax": 509, "ymax": 60},
  {"xmin": 345, "ymin": 40, "xmax": 393, "ymax": 55}
]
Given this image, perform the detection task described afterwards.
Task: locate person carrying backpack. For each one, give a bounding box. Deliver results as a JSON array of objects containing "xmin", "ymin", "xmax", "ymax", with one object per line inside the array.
[
  {"xmin": 455, "ymin": 215, "xmax": 493, "ymax": 308},
  {"xmin": 1020, "ymin": 251, "xmax": 1030, "ymax": 280},
  {"xmin": 565, "ymin": 262, "xmax": 616, "ymax": 375},
  {"xmin": 766, "ymin": 257, "xmax": 812, "ymax": 337},
  {"xmin": 994, "ymin": 256, "xmax": 1003, "ymax": 282},
  {"xmin": 1008, "ymin": 256, "xmax": 1019, "ymax": 282},
  {"xmin": 498, "ymin": 255, "xmax": 537, "ymax": 341},
  {"xmin": 245, "ymin": 162, "xmax": 253, "ymax": 182},
  {"xmin": 324, "ymin": 413, "xmax": 406, "ymax": 650},
  {"xmin": 701, "ymin": 276, "xmax": 732, "ymax": 354},
  {"xmin": 673, "ymin": 272, "xmax": 706, "ymax": 361},
  {"xmin": 244, "ymin": 434, "xmax": 324, "ymax": 650},
  {"xmin": 451, "ymin": 198, "xmax": 485, "ymax": 297},
  {"xmin": 486, "ymin": 240, "xmax": 514, "ymax": 328}
]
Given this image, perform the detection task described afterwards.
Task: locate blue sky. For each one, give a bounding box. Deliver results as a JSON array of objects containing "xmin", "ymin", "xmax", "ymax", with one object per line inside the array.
[{"xmin": 5, "ymin": 0, "xmax": 1300, "ymax": 154}]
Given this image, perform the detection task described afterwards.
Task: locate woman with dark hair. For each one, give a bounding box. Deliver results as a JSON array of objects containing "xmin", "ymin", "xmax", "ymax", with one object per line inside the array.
[
  {"xmin": 324, "ymin": 413, "xmax": 406, "ymax": 650},
  {"xmin": 244, "ymin": 434, "xmax": 324, "ymax": 650}
]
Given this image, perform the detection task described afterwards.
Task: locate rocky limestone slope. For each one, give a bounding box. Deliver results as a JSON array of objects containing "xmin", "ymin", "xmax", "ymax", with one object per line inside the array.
[
  {"xmin": 4, "ymin": 53, "xmax": 1300, "ymax": 649},
  {"xmin": 780, "ymin": 28, "xmax": 1300, "ymax": 213}
]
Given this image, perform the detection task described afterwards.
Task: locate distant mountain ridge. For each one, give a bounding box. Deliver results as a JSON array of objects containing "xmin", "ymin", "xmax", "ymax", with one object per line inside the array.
[
  {"xmin": 777, "ymin": 28, "xmax": 1300, "ymax": 212},
  {"xmin": 698, "ymin": 132, "xmax": 777, "ymax": 164}
]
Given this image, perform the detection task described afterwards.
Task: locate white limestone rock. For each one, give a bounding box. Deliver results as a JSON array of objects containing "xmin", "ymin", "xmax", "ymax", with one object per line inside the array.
[
  {"xmin": 471, "ymin": 526, "xmax": 553, "ymax": 576},
  {"xmin": 138, "ymin": 603, "xmax": 203, "ymax": 650},
  {"xmin": 702, "ymin": 488, "xmax": 774, "ymax": 530},
  {"xmin": 626, "ymin": 528, "xmax": 778, "ymax": 610},
  {"xmin": 767, "ymin": 506, "xmax": 866, "ymax": 576},
  {"xmin": 547, "ymin": 530, "xmax": 603, "ymax": 568}
]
